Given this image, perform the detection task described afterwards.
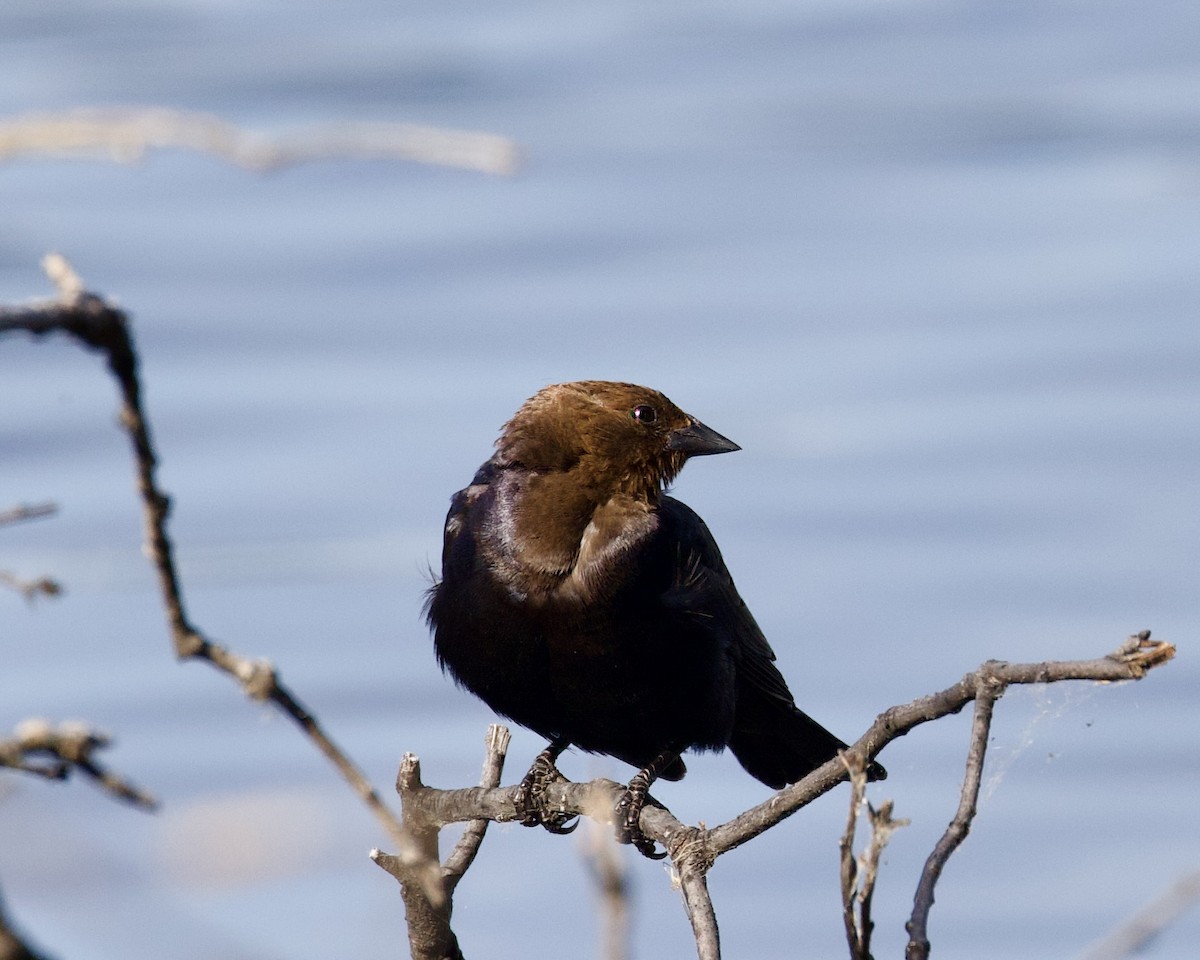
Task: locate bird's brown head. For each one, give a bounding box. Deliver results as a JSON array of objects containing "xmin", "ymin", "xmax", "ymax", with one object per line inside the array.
[{"xmin": 496, "ymin": 381, "xmax": 740, "ymax": 502}]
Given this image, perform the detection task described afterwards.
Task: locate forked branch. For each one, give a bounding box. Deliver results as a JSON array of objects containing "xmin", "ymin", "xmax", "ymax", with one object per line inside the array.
[
  {"xmin": 0, "ymin": 718, "xmax": 156, "ymax": 810},
  {"xmin": 0, "ymin": 107, "xmax": 519, "ymax": 175},
  {"xmin": 0, "ymin": 256, "xmax": 404, "ymax": 848},
  {"xmin": 3, "ymin": 266, "xmax": 1179, "ymax": 960},
  {"xmin": 385, "ymin": 632, "xmax": 1172, "ymax": 960}
]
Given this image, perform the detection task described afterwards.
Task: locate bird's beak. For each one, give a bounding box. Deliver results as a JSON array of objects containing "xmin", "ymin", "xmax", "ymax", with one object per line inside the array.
[{"xmin": 667, "ymin": 418, "xmax": 742, "ymax": 457}]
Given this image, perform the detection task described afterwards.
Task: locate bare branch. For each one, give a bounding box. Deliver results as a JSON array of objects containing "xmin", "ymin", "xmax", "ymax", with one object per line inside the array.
[
  {"xmin": 0, "ymin": 107, "xmax": 519, "ymax": 175},
  {"xmin": 442, "ymin": 724, "xmax": 510, "ymax": 892},
  {"xmin": 374, "ymin": 729, "xmax": 516, "ymax": 958},
  {"xmin": 383, "ymin": 754, "xmax": 462, "ymax": 960},
  {"xmin": 0, "ymin": 718, "xmax": 156, "ymax": 811},
  {"xmin": 1, "ymin": 256, "xmax": 405, "ymax": 848},
  {"xmin": 1076, "ymin": 871, "xmax": 1200, "ymax": 960},
  {"xmin": 399, "ymin": 773, "xmax": 693, "ymax": 854},
  {"xmin": 380, "ymin": 751, "xmax": 699, "ymax": 960},
  {"xmin": 0, "ymin": 571, "xmax": 63, "ymax": 604},
  {"xmin": 0, "ymin": 503, "xmax": 57, "ymax": 528},
  {"xmin": 0, "ymin": 882, "xmax": 56, "ymax": 960},
  {"xmin": 906, "ymin": 685, "xmax": 998, "ymax": 960},
  {"xmin": 840, "ymin": 756, "xmax": 909, "ymax": 960},
  {"xmin": 4, "ymin": 267, "xmax": 1182, "ymax": 959},
  {"xmin": 859, "ymin": 800, "xmax": 906, "ymax": 954},
  {"xmin": 672, "ymin": 828, "xmax": 721, "ymax": 960},
  {"xmin": 381, "ymin": 632, "xmax": 1173, "ymax": 959},
  {"xmin": 706, "ymin": 632, "xmax": 1174, "ymax": 856},
  {"xmin": 582, "ymin": 820, "xmax": 632, "ymax": 960},
  {"xmin": 839, "ymin": 755, "xmax": 870, "ymax": 960}
]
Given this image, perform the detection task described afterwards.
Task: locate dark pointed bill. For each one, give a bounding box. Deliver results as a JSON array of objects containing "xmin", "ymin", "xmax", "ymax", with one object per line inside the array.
[{"xmin": 667, "ymin": 418, "xmax": 741, "ymax": 456}]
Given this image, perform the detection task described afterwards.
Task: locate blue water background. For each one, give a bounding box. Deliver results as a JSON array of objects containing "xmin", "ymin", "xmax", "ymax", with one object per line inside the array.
[{"xmin": 2, "ymin": 1, "xmax": 1198, "ymax": 958}]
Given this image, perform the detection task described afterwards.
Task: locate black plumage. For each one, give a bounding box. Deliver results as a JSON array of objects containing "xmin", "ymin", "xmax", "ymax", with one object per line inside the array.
[{"xmin": 426, "ymin": 381, "xmax": 883, "ymax": 850}]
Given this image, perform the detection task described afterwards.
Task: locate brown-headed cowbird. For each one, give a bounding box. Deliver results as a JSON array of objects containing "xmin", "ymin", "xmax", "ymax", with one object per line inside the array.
[{"xmin": 427, "ymin": 381, "xmax": 884, "ymax": 855}]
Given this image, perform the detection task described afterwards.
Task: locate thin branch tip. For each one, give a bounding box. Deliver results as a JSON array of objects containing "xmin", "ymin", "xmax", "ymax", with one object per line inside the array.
[
  {"xmin": 3, "ymin": 259, "xmax": 406, "ymax": 845},
  {"xmin": 2, "ymin": 107, "xmax": 521, "ymax": 176},
  {"xmin": 41, "ymin": 251, "xmax": 84, "ymax": 299},
  {"xmin": 6, "ymin": 272, "xmax": 1186, "ymax": 960},
  {"xmin": 486, "ymin": 723, "xmax": 511, "ymax": 754},
  {"xmin": 398, "ymin": 753, "xmax": 423, "ymax": 793},
  {"xmin": 1, "ymin": 719, "xmax": 157, "ymax": 810},
  {"xmin": 1109, "ymin": 631, "xmax": 1174, "ymax": 674}
]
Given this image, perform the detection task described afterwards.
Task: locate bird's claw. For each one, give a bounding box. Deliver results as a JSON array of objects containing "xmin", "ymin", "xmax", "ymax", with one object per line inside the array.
[
  {"xmin": 614, "ymin": 786, "xmax": 667, "ymax": 860},
  {"xmin": 543, "ymin": 812, "xmax": 580, "ymax": 835},
  {"xmin": 515, "ymin": 750, "xmax": 578, "ymax": 834}
]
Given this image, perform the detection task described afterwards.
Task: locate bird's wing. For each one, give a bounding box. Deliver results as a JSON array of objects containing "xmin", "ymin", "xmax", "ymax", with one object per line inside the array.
[{"xmin": 657, "ymin": 497, "xmax": 795, "ymax": 706}]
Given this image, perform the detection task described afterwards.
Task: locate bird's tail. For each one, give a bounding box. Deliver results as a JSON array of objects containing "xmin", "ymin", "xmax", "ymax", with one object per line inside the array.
[{"xmin": 729, "ymin": 693, "xmax": 886, "ymax": 790}]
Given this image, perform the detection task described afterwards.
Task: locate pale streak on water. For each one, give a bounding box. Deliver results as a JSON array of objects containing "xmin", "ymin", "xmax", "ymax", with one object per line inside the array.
[{"xmin": 1, "ymin": 2, "xmax": 1198, "ymax": 958}]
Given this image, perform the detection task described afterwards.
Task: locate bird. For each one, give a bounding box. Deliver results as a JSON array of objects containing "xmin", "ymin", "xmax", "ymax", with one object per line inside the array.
[{"xmin": 426, "ymin": 381, "xmax": 884, "ymax": 856}]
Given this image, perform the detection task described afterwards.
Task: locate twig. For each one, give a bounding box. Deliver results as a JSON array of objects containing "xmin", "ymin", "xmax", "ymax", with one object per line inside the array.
[
  {"xmin": 672, "ymin": 828, "xmax": 720, "ymax": 960},
  {"xmin": 376, "ymin": 754, "xmax": 462, "ymax": 960},
  {"xmin": 706, "ymin": 631, "xmax": 1173, "ymax": 856},
  {"xmin": 442, "ymin": 724, "xmax": 510, "ymax": 893},
  {"xmin": 0, "ymin": 503, "xmax": 57, "ymax": 527},
  {"xmin": 0, "ymin": 505, "xmax": 61, "ymax": 602},
  {"xmin": 840, "ymin": 755, "xmax": 909, "ymax": 960},
  {"xmin": 0, "ymin": 107, "xmax": 520, "ymax": 175},
  {"xmin": 380, "ymin": 633, "xmax": 1171, "ymax": 959},
  {"xmin": 0, "ymin": 255, "xmax": 405, "ymax": 848},
  {"xmin": 906, "ymin": 684, "xmax": 998, "ymax": 959},
  {"xmin": 0, "ymin": 882, "xmax": 56, "ymax": 960},
  {"xmin": 0, "ymin": 571, "xmax": 62, "ymax": 603},
  {"xmin": 0, "ymin": 718, "xmax": 156, "ymax": 810},
  {"xmin": 1076, "ymin": 871, "xmax": 1200, "ymax": 960},
  {"xmin": 379, "ymin": 744, "xmax": 696, "ymax": 960},
  {"xmin": 582, "ymin": 820, "xmax": 632, "ymax": 960},
  {"xmin": 859, "ymin": 800, "xmax": 905, "ymax": 953},
  {"xmin": 373, "ymin": 728, "xmax": 514, "ymax": 958},
  {"xmin": 4, "ymin": 267, "xmax": 1181, "ymax": 959},
  {"xmin": 839, "ymin": 755, "xmax": 870, "ymax": 960}
]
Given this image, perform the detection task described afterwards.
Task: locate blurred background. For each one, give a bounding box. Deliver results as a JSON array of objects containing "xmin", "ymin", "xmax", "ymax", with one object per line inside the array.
[{"xmin": 2, "ymin": 1, "xmax": 1198, "ymax": 957}]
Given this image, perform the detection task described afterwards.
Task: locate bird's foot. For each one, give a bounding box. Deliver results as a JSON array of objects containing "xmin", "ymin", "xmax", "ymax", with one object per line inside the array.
[
  {"xmin": 514, "ymin": 744, "xmax": 578, "ymax": 835},
  {"xmin": 614, "ymin": 779, "xmax": 667, "ymax": 860}
]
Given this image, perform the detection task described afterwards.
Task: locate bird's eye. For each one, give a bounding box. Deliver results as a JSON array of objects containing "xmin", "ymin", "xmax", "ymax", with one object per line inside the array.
[{"xmin": 630, "ymin": 404, "xmax": 657, "ymax": 424}]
